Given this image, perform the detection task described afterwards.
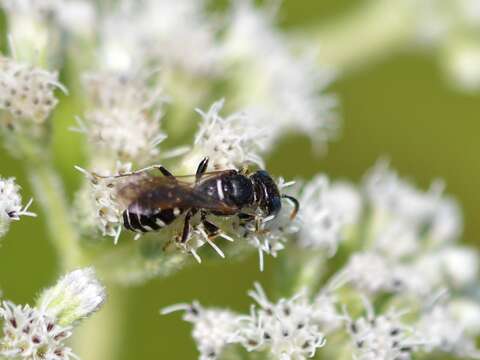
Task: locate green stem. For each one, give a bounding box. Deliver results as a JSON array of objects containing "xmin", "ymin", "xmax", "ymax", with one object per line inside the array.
[
  {"xmin": 311, "ymin": 0, "xmax": 416, "ymax": 73},
  {"xmin": 25, "ymin": 156, "xmax": 128, "ymax": 359},
  {"xmin": 27, "ymin": 160, "xmax": 86, "ymax": 270},
  {"xmin": 274, "ymin": 246, "xmax": 325, "ymax": 299},
  {"xmin": 73, "ymin": 285, "xmax": 127, "ymax": 360}
]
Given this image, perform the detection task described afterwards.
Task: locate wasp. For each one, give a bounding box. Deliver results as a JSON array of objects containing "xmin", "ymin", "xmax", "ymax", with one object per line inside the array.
[{"xmin": 93, "ymin": 157, "xmax": 299, "ymax": 244}]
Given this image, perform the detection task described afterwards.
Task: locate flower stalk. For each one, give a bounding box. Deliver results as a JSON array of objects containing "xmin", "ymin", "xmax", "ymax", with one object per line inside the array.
[
  {"xmin": 27, "ymin": 158, "xmax": 85, "ymax": 270},
  {"xmin": 312, "ymin": 0, "xmax": 415, "ymax": 72}
]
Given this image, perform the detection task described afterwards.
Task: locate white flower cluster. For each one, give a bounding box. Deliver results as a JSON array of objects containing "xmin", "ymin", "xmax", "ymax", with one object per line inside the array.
[
  {"xmin": 75, "ymin": 163, "xmax": 133, "ymax": 243},
  {"xmin": 191, "ymin": 99, "xmax": 265, "ymax": 171},
  {"xmin": 78, "ymin": 72, "xmax": 167, "ymax": 166},
  {"xmin": 332, "ymin": 161, "xmax": 475, "ymax": 297},
  {"xmin": 167, "ymin": 160, "xmax": 480, "ymax": 359},
  {"xmin": 406, "ymin": 0, "xmax": 480, "ymax": 90},
  {"xmin": 0, "ymin": 56, "xmax": 65, "ymax": 126},
  {"xmin": 364, "ymin": 160, "xmax": 460, "ymax": 245},
  {"xmin": 0, "ymin": 176, "xmax": 35, "ymax": 238},
  {"xmin": 163, "ymin": 283, "xmax": 339, "ymax": 360},
  {"xmin": 38, "ymin": 267, "xmax": 106, "ymax": 326},
  {"xmin": 418, "ymin": 298, "xmax": 480, "ymax": 358},
  {"xmin": 0, "ymin": 268, "xmax": 106, "ymax": 360},
  {"xmin": 0, "ymin": 302, "xmax": 75, "ymax": 360},
  {"xmin": 0, "ymin": 0, "xmax": 95, "ymax": 37},
  {"xmin": 99, "ymin": 0, "xmax": 219, "ymax": 74},
  {"xmin": 346, "ymin": 299, "xmax": 423, "ymax": 360},
  {"xmin": 244, "ymin": 191, "xmax": 300, "ymax": 271},
  {"xmin": 225, "ymin": 1, "xmax": 337, "ymax": 148},
  {"xmin": 93, "ymin": 0, "xmax": 336, "ymax": 148},
  {"xmin": 297, "ymin": 176, "xmax": 361, "ymax": 255},
  {"xmin": 236, "ymin": 283, "xmax": 328, "ymax": 359},
  {"xmin": 162, "ymin": 302, "xmax": 238, "ymax": 360}
]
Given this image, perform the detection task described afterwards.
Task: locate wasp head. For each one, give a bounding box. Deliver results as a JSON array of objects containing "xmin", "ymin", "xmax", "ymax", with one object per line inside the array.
[{"xmin": 250, "ymin": 170, "xmax": 282, "ymax": 217}]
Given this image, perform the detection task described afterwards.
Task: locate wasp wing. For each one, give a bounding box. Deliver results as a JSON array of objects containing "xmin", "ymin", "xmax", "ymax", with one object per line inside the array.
[{"xmin": 117, "ymin": 176, "xmax": 237, "ymax": 214}]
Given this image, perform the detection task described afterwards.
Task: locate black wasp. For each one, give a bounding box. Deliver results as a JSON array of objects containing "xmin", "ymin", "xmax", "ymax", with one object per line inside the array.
[{"xmin": 101, "ymin": 157, "xmax": 299, "ymax": 243}]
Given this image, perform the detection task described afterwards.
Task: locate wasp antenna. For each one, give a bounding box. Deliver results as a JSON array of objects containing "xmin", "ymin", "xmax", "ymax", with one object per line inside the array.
[
  {"xmin": 74, "ymin": 165, "xmax": 111, "ymax": 180},
  {"xmin": 74, "ymin": 165, "xmax": 95, "ymax": 178},
  {"xmin": 160, "ymin": 303, "xmax": 192, "ymax": 315},
  {"xmin": 282, "ymin": 194, "xmax": 299, "ymax": 219}
]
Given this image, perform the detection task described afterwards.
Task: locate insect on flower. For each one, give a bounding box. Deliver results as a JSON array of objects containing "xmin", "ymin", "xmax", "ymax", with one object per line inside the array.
[{"xmin": 82, "ymin": 157, "xmax": 299, "ymax": 246}]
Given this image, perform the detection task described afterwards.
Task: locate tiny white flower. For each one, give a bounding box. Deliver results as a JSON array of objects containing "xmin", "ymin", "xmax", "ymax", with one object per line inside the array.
[
  {"xmin": 75, "ymin": 162, "xmax": 132, "ymax": 243},
  {"xmin": 436, "ymin": 246, "xmax": 478, "ymax": 287},
  {"xmin": 245, "ymin": 198, "xmax": 299, "ymax": 272},
  {"xmin": 428, "ymin": 196, "xmax": 462, "ymax": 244},
  {"xmin": 225, "ymin": 0, "xmax": 337, "ymax": 149},
  {"xmin": 334, "ymin": 252, "xmax": 399, "ymax": 295},
  {"xmin": 0, "ymin": 56, "xmax": 65, "ymax": 126},
  {"xmin": 346, "ymin": 299, "xmax": 423, "ymax": 360},
  {"xmin": 311, "ymin": 291, "xmax": 342, "ymax": 334},
  {"xmin": 448, "ymin": 298, "xmax": 480, "ymax": 336},
  {"xmin": 78, "ymin": 71, "xmax": 167, "ymax": 165},
  {"xmin": 297, "ymin": 176, "xmax": 361, "ymax": 255},
  {"xmin": 161, "ymin": 302, "xmax": 239, "ymax": 360},
  {"xmin": 365, "ymin": 161, "xmax": 440, "ymax": 226},
  {"xmin": 372, "ymin": 220, "xmax": 420, "ymax": 259},
  {"xmin": 364, "ymin": 161, "xmax": 459, "ymax": 247},
  {"xmin": 334, "ymin": 251, "xmax": 433, "ymax": 296},
  {"xmin": 38, "ymin": 267, "xmax": 106, "ymax": 326},
  {"xmin": 177, "ymin": 224, "xmax": 235, "ymax": 264},
  {"xmin": 0, "ymin": 176, "xmax": 35, "ymax": 237},
  {"xmin": 409, "ymin": 245, "xmax": 479, "ymax": 294},
  {"xmin": 238, "ymin": 283, "xmax": 326, "ymax": 359},
  {"xmin": 0, "ymin": 301, "xmax": 76, "ymax": 360},
  {"xmin": 188, "ymin": 99, "xmax": 265, "ymax": 171},
  {"xmin": 418, "ymin": 298, "xmax": 480, "ymax": 358}
]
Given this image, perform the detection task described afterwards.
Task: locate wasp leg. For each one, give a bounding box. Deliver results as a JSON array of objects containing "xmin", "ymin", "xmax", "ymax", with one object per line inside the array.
[
  {"xmin": 200, "ymin": 212, "xmax": 220, "ymax": 238},
  {"xmin": 238, "ymin": 213, "xmax": 255, "ymax": 226},
  {"xmin": 158, "ymin": 166, "xmax": 174, "ymax": 178},
  {"xmin": 195, "ymin": 157, "xmax": 209, "ymax": 182},
  {"xmin": 237, "ymin": 213, "xmax": 256, "ymax": 237},
  {"xmin": 181, "ymin": 209, "xmax": 197, "ymax": 243}
]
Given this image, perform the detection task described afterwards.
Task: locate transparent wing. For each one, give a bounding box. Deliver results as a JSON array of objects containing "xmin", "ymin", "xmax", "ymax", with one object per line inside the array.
[{"xmin": 118, "ymin": 175, "xmax": 237, "ymax": 213}]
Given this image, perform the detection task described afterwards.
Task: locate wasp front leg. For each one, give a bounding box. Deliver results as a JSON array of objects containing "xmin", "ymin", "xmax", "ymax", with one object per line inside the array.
[
  {"xmin": 236, "ymin": 213, "xmax": 257, "ymax": 237},
  {"xmin": 195, "ymin": 157, "xmax": 209, "ymax": 183},
  {"xmin": 158, "ymin": 166, "xmax": 174, "ymax": 178},
  {"xmin": 238, "ymin": 213, "xmax": 255, "ymax": 226}
]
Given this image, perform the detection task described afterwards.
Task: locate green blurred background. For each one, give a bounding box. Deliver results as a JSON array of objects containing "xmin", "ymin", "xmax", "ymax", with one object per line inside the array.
[{"xmin": 1, "ymin": 0, "xmax": 479, "ymax": 358}]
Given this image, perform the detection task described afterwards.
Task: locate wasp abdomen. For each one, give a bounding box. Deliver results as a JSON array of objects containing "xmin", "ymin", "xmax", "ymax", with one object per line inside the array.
[{"xmin": 122, "ymin": 206, "xmax": 183, "ymax": 233}]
